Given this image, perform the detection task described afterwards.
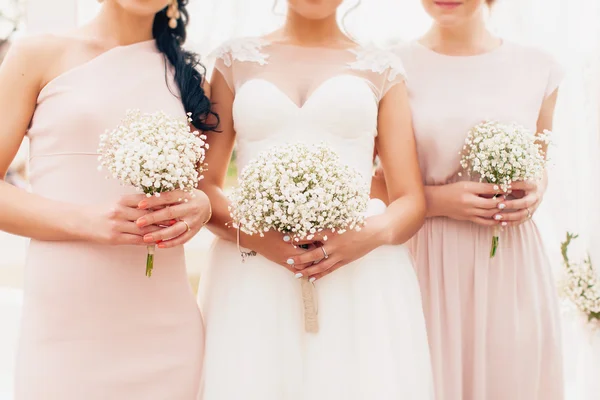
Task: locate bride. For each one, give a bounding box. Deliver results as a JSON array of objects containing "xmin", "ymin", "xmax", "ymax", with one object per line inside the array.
[{"xmin": 197, "ymin": 0, "xmax": 434, "ymax": 398}]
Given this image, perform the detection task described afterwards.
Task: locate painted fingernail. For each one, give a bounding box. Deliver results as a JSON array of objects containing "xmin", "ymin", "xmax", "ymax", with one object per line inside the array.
[
  {"xmin": 136, "ymin": 218, "xmax": 147, "ymax": 227},
  {"xmin": 501, "ymin": 222, "xmax": 508, "ymax": 227},
  {"xmin": 294, "ymin": 273, "xmax": 303, "ymax": 279},
  {"xmin": 309, "ymin": 277, "xmax": 316, "ymax": 283},
  {"xmin": 498, "ymin": 203, "xmax": 506, "ymax": 210},
  {"xmin": 494, "ymin": 214, "xmax": 503, "ymax": 220},
  {"xmin": 138, "ymin": 201, "xmax": 148, "ymax": 209},
  {"xmin": 287, "ymin": 258, "xmax": 295, "ymax": 265},
  {"xmin": 169, "ymin": 219, "xmax": 177, "ymax": 225},
  {"xmin": 157, "ymin": 243, "xmax": 166, "ymax": 248},
  {"xmin": 283, "ymin": 235, "xmax": 291, "ymax": 242},
  {"xmin": 143, "ymin": 235, "xmax": 154, "ymax": 243}
]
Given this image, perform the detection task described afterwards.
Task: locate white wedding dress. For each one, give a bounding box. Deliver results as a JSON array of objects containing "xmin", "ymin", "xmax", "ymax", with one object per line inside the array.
[{"xmin": 198, "ymin": 38, "xmax": 434, "ymax": 400}]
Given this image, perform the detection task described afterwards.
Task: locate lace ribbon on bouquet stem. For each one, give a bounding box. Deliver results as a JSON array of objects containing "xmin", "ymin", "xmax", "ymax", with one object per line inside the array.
[{"xmin": 300, "ymin": 276, "xmax": 319, "ymax": 333}]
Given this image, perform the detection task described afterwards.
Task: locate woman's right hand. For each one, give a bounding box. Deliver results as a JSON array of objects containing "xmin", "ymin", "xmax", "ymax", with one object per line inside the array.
[
  {"xmin": 430, "ymin": 181, "xmax": 504, "ymax": 226},
  {"xmin": 244, "ymin": 230, "xmax": 317, "ymax": 274},
  {"xmin": 81, "ymin": 194, "xmax": 164, "ymax": 245}
]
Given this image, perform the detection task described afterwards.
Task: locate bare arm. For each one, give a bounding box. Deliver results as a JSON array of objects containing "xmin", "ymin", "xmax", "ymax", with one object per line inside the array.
[
  {"xmin": 374, "ymin": 82, "xmax": 426, "ymax": 244},
  {"xmin": 197, "ymin": 69, "xmax": 237, "ymax": 242},
  {"xmin": 0, "ymin": 37, "xmax": 155, "ymax": 245},
  {"xmin": 497, "ymin": 87, "xmax": 561, "ymax": 223},
  {"xmin": 0, "ymin": 37, "xmax": 92, "ymax": 240}
]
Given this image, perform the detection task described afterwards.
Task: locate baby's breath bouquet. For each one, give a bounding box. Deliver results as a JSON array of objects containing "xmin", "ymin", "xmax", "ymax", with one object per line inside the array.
[
  {"xmin": 558, "ymin": 233, "xmax": 600, "ymax": 330},
  {"xmin": 98, "ymin": 109, "xmax": 209, "ymax": 277},
  {"xmin": 229, "ymin": 142, "xmax": 369, "ymax": 241},
  {"xmin": 459, "ymin": 120, "xmax": 550, "ymax": 258},
  {"xmin": 229, "ymin": 142, "xmax": 370, "ymax": 332}
]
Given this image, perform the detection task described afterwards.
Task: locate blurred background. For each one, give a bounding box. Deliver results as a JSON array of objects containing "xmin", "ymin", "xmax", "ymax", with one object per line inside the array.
[{"xmin": 0, "ymin": 0, "xmax": 599, "ymax": 397}]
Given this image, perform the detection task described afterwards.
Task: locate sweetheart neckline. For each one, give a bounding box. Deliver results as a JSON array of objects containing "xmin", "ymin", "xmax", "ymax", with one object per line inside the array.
[{"xmin": 234, "ymin": 74, "xmax": 373, "ymax": 110}]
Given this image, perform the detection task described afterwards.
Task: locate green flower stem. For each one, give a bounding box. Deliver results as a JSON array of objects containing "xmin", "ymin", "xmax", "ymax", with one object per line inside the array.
[
  {"xmin": 146, "ymin": 245, "xmax": 155, "ymax": 277},
  {"xmin": 490, "ymin": 234, "xmax": 499, "ymax": 258}
]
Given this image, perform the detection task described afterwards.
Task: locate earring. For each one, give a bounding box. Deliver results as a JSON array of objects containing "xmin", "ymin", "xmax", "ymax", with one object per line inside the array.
[{"xmin": 166, "ymin": 0, "xmax": 180, "ymax": 29}]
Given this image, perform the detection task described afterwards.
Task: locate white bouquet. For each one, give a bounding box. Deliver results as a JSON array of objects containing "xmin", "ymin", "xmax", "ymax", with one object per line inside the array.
[
  {"xmin": 229, "ymin": 142, "xmax": 370, "ymax": 332},
  {"xmin": 558, "ymin": 233, "xmax": 600, "ymax": 330},
  {"xmin": 459, "ymin": 120, "xmax": 550, "ymax": 257},
  {"xmin": 98, "ymin": 109, "xmax": 209, "ymax": 277},
  {"xmin": 229, "ymin": 142, "xmax": 369, "ymax": 241},
  {"xmin": 558, "ymin": 233, "xmax": 600, "ymax": 329}
]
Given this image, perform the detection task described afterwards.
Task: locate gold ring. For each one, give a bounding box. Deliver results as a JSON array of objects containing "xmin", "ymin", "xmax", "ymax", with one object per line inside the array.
[
  {"xmin": 181, "ymin": 219, "xmax": 191, "ymax": 232},
  {"xmin": 321, "ymin": 247, "xmax": 329, "ymax": 259},
  {"xmin": 526, "ymin": 208, "xmax": 532, "ymax": 219}
]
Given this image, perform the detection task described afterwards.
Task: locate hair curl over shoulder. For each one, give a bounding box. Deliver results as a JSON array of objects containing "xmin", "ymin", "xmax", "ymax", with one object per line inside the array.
[{"xmin": 153, "ymin": 0, "xmax": 218, "ymax": 131}]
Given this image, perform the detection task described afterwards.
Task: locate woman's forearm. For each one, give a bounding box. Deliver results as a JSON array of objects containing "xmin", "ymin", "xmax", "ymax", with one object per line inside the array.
[
  {"xmin": 0, "ymin": 180, "xmax": 86, "ymax": 241},
  {"xmin": 203, "ymin": 185, "xmax": 261, "ymax": 250},
  {"xmin": 202, "ymin": 185, "xmax": 235, "ymax": 242},
  {"xmin": 376, "ymin": 193, "xmax": 427, "ymax": 246},
  {"xmin": 424, "ymin": 185, "xmax": 448, "ymax": 218}
]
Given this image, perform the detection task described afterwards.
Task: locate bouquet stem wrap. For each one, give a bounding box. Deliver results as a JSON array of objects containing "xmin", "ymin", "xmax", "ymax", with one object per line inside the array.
[{"xmin": 300, "ymin": 277, "xmax": 319, "ymax": 333}]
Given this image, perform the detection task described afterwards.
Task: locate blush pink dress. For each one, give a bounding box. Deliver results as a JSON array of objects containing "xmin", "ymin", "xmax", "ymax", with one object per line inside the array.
[
  {"xmin": 14, "ymin": 40, "xmax": 204, "ymax": 400},
  {"xmin": 396, "ymin": 41, "xmax": 565, "ymax": 400}
]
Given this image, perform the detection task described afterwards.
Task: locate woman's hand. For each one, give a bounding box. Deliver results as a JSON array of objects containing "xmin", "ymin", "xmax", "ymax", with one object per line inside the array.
[
  {"xmin": 134, "ymin": 189, "xmax": 212, "ymax": 248},
  {"xmin": 83, "ymin": 194, "xmax": 162, "ymax": 245},
  {"xmin": 244, "ymin": 230, "xmax": 318, "ymax": 273},
  {"xmin": 429, "ymin": 181, "xmax": 504, "ymax": 226},
  {"xmin": 283, "ymin": 217, "xmax": 388, "ymax": 281},
  {"xmin": 495, "ymin": 180, "xmax": 544, "ymax": 226}
]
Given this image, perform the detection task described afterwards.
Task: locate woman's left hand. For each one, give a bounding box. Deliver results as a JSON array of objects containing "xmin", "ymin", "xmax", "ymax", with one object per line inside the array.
[
  {"xmin": 494, "ymin": 180, "xmax": 544, "ymax": 226},
  {"xmin": 135, "ymin": 189, "xmax": 212, "ymax": 248},
  {"xmin": 285, "ymin": 218, "xmax": 387, "ymax": 281}
]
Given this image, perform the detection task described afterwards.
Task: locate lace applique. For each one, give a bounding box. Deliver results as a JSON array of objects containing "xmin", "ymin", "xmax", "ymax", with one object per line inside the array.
[
  {"xmin": 348, "ymin": 47, "xmax": 406, "ymax": 82},
  {"xmin": 213, "ymin": 37, "xmax": 269, "ymax": 67}
]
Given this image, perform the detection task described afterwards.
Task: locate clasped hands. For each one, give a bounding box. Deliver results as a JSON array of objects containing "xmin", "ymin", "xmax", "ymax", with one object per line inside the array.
[{"xmin": 90, "ymin": 189, "xmax": 211, "ymax": 247}]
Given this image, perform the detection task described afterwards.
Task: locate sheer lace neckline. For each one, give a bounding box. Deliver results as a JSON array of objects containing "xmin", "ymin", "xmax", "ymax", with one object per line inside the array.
[{"xmin": 213, "ymin": 37, "xmax": 407, "ymax": 108}]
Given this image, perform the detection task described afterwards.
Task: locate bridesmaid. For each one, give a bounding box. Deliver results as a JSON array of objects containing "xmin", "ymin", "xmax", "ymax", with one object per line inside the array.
[
  {"xmin": 0, "ymin": 1, "xmax": 214, "ymax": 399},
  {"xmin": 375, "ymin": 0, "xmax": 565, "ymax": 399}
]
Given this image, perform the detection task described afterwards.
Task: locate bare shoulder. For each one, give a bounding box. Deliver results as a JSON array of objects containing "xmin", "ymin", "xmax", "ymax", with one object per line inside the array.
[{"xmin": 2, "ymin": 34, "xmax": 72, "ymax": 89}]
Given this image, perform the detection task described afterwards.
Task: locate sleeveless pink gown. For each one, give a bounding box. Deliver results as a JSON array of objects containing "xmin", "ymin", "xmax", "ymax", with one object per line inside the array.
[
  {"xmin": 397, "ymin": 41, "xmax": 565, "ymax": 400},
  {"xmin": 14, "ymin": 40, "xmax": 204, "ymax": 399}
]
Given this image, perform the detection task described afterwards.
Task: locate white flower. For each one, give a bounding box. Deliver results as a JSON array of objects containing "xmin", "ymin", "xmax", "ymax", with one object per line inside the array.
[
  {"xmin": 459, "ymin": 121, "xmax": 550, "ymax": 193},
  {"xmin": 229, "ymin": 143, "xmax": 370, "ymax": 240},
  {"xmin": 557, "ymin": 234, "xmax": 600, "ymax": 330},
  {"xmin": 98, "ymin": 109, "xmax": 208, "ymax": 197}
]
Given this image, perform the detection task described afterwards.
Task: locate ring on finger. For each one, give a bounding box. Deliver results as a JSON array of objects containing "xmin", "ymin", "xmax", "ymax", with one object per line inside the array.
[
  {"xmin": 321, "ymin": 246, "xmax": 329, "ymax": 259},
  {"xmin": 526, "ymin": 208, "xmax": 532, "ymax": 219},
  {"xmin": 181, "ymin": 219, "xmax": 191, "ymax": 233}
]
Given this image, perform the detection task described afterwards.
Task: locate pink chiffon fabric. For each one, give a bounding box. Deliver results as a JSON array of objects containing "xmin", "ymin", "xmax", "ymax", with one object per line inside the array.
[{"xmin": 397, "ymin": 41, "xmax": 565, "ymax": 400}]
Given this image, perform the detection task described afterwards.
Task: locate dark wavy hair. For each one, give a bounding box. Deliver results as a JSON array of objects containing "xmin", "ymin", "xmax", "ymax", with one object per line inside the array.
[{"xmin": 153, "ymin": 0, "xmax": 218, "ymax": 131}]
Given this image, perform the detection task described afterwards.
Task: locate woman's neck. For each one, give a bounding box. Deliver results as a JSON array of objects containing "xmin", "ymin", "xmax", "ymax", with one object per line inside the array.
[
  {"xmin": 422, "ymin": 15, "xmax": 499, "ymax": 56},
  {"xmin": 278, "ymin": 10, "xmax": 348, "ymax": 47},
  {"xmin": 88, "ymin": 2, "xmax": 155, "ymax": 47}
]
